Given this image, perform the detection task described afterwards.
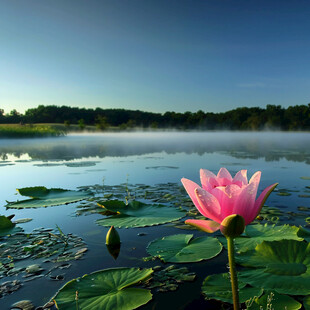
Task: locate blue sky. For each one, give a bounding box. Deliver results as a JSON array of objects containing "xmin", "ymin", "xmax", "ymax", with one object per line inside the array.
[{"xmin": 0, "ymin": 0, "xmax": 309, "ymax": 114}]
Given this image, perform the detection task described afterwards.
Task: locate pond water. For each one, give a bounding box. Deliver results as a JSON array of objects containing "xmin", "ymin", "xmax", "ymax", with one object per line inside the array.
[{"xmin": 0, "ymin": 131, "xmax": 310, "ymax": 309}]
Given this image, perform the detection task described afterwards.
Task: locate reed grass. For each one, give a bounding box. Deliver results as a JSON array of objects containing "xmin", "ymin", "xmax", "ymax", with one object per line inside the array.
[{"xmin": 0, "ymin": 124, "xmax": 65, "ymax": 138}]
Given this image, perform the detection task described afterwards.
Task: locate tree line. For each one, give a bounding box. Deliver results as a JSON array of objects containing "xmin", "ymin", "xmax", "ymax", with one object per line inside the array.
[{"xmin": 0, "ymin": 104, "xmax": 309, "ymax": 130}]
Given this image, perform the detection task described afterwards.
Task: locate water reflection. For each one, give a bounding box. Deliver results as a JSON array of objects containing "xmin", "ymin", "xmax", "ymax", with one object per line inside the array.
[{"xmin": 0, "ymin": 132, "xmax": 309, "ymax": 164}]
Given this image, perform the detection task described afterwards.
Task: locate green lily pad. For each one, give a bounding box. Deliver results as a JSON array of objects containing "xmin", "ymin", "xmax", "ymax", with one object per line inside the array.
[
  {"xmin": 53, "ymin": 267, "xmax": 153, "ymax": 310},
  {"xmin": 301, "ymin": 177, "xmax": 310, "ymax": 180},
  {"xmin": 299, "ymin": 194, "xmax": 310, "ymax": 198},
  {"xmin": 5, "ymin": 187, "xmax": 92, "ymax": 209},
  {"xmin": 65, "ymin": 161, "xmax": 99, "ymax": 167},
  {"xmin": 220, "ymin": 224, "xmax": 302, "ymax": 253},
  {"xmin": 146, "ymin": 234, "xmax": 222, "ymax": 263},
  {"xmin": 256, "ymin": 206, "xmax": 284, "ymax": 223},
  {"xmin": 33, "ymin": 163, "xmax": 63, "ymax": 167},
  {"xmin": 0, "ymin": 215, "xmax": 22, "ymax": 237},
  {"xmin": 237, "ymin": 240, "xmax": 310, "ymax": 295},
  {"xmin": 202, "ymin": 273, "xmax": 263, "ymax": 304},
  {"xmin": 143, "ymin": 265, "xmax": 196, "ymax": 292},
  {"xmin": 297, "ymin": 226, "xmax": 310, "ymax": 242},
  {"xmin": 297, "ymin": 206, "xmax": 310, "ymax": 211},
  {"xmin": 96, "ymin": 200, "xmax": 185, "ymax": 228},
  {"xmin": 304, "ymin": 296, "xmax": 310, "ymax": 310},
  {"xmin": 0, "ymin": 227, "xmax": 86, "ymax": 278},
  {"xmin": 145, "ymin": 166, "xmax": 179, "ymax": 170},
  {"xmin": 277, "ymin": 192, "xmax": 292, "ymax": 196},
  {"xmin": 13, "ymin": 218, "xmax": 33, "ymax": 224},
  {"xmin": 247, "ymin": 291, "xmax": 302, "ymax": 310}
]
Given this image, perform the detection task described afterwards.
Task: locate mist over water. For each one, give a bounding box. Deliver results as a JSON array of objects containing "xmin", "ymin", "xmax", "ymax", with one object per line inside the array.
[
  {"xmin": 0, "ymin": 131, "xmax": 309, "ymax": 309},
  {"xmin": 0, "ymin": 131, "xmax": 309, "ymax": 163}
]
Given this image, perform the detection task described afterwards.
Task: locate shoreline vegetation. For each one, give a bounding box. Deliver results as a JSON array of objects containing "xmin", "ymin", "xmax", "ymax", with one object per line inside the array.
[
  {"xmin": 0, "ymin": 103, "xmax": 309, "ymax": 137},
  {"xmin": 0, "ymin": 124, "xmax": 65, "ymax": 138}
]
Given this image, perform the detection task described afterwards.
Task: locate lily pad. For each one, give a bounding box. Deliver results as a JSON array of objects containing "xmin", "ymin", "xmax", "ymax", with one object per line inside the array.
[
  {"xmin": 143, "ymin": 265, "xmax": 196, "ymax": 292},
  {"xmin": 5, "ymin": 187, "xmax": 92, "ymax": 209},
  {"xmin": 0, "ymin": 215, "xmax": 22, "ymax": 237},
  {"xmin": 96, "ymin": 200, "xmax": 185, "ymax": 228},
  {"xmin": 221, "ymin": 224, "xmax": 302, "ymax": 253},
  {"xmin": 256, "ymin": 206, "xmax": 284, "ymax": 223},
  {"xmin": 304, "ymin": 296, "xmax": 310, "ymax": 310},
  {"xmin": 33, "ymin": 163, "xmax": 63, "ymax": 167},
  {"xmin": 247, "ymin": 291, "xmax": 302, "ymax": 310},
  {"xmin": 299, "ymin": 194, "xmax": 310, "ymax": 198},
  {"xmin": 65, "ymin": 161, "xmax": 100, "ymax": 167},
  {"xmin": 146, "ymin": 234, "xmax": 222, "ymax": 263},
  {"xmin": 202, "ymin": 273, "xmax": 263, "ymax": 304},
  {"xmin": 277, "ymin": 192, "xmax": 291, "ymax": 196},
  {"xmin": 0, "ymin": 280, "xmax": 21, "ymax": 298},
  {"xmin": 145, "ymin": 166, "xmax": 179, "ymax": 170},
  {"xmin": 13, "ymin": 218, "xmax": 33, "ymax": 224},
  {"xmin": 0, "ymin": 227, "xmax": 86, "ymax": 279},
  {"xmin": 53, "ymin": 267, "xmax": 153, "ymax": 310},
  {"xmin": 297, "ymin": 206, "xmax": 310, "ymax": 211},
  {"xmin": 297, "ymin": 226, "xmax": 310, "ymax": 242},
  {"xmin": 237, "ymin": 240, "xmax": 310, "ymax": 295}
]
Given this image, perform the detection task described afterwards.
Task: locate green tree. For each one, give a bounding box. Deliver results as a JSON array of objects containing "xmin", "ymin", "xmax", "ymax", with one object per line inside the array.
[
  {"xmin": 95, "ymin": 115, "xmax": 109, "ymax": 130},
  {"xmin": 78, "ymin": 119, "xmax": 85, "ymax": 130}
]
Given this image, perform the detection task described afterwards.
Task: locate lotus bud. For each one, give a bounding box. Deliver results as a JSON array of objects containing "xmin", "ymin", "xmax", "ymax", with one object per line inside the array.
[
  {"xmin": 106, "ymin": 226, "xmax": 120, "ymax": 246},
  {"xmin": 220, "ymin": 214, "xmax": 245, "ymax": 238}
]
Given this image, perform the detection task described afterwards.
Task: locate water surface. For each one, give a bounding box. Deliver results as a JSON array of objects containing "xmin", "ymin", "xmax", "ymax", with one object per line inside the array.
[{"xmin": 0, "ymin": 132, "xmax": 309, "ymax": 309}]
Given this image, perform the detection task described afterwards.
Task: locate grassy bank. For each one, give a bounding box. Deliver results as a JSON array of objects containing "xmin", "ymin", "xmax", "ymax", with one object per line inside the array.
[{"xmin": 0, "ymin": 124, "xmax": 65, "ymax": 138}]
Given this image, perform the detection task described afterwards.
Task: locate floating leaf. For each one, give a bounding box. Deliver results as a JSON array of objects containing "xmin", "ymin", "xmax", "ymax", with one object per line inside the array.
[
  {"xmin": 0, "ymin": 215, "xmax": 21, "ymax": 237},
  {"xmin": 146, "ymin": 234, "xmax": 222, "ymax": 263},
  {"xmin": 277, "ymin": 192, "xmax": 291, "ymax": 196},
  {"xmin": 96, "ymin": 200, "xmax": 185, "ymax": 228},
  {"xmin": 0, "ymin": 227, "xmax": 86, "ymax": 279},
  {"xmin": 144, "ymin": 265, "xmax": 196, "ymax": 292},
  {"xmin": 145, "ymin": 166, "xmax": 179, "ymax": 170},
  {"xmin": 65, "ymin": 161, "xmax": 99, "ymax": 167},
  {"xmin": 304, "ymin": 296, "xmax": 310, "ymax": 310},
  {"xmin": 220, "ymin": 224, "xmax": 302, "ymax": 253},
  {"xmin": 53, "ymin": 267, "xmax": 153, "ymax": 310},
  {"xmin": 5, "ymin": 187, "xmax": 92, "ymax": 209},
  {"xmin": 202, "ymin": 273, "xmax": 263, "ymax": 304},
  {"xmin": 247, "ymin": 291, "xmax": 302, "ymax": 310},
  {"xmin": 299, "ymin": 194, "xmax": 310, "ymax": 198},
  {"xmin": 297, "ymin": 226, "xmax": 310, "ymax": 242},
  {"xmin": 13, "ymin": 218, "xmax": 33, "ymax": 224},
  {"xmin": 0, "ymin": 280, "xmax": 21, "ymax": 298},
  {"xmin": 33, "ymin": 163, "xmax": 63, "ymax": 167},
  {"xmin": 297, "ymin": 206, "xmax": 310, "ymax": 211},
  {"xmin": 237, "ymin": 240, "xmax": 310, "ymax": 295}
]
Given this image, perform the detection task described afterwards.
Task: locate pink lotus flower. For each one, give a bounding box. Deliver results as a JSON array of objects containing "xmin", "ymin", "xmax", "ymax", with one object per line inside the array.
[{"xmin": 182, "ymin": 168, "xmax": 278, "ymax": 233}]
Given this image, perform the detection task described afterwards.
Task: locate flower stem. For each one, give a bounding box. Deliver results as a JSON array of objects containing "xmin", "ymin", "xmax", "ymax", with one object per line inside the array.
[{"xmin": 227, "ymin": 236, "xmax": 239, "ymax": 310}]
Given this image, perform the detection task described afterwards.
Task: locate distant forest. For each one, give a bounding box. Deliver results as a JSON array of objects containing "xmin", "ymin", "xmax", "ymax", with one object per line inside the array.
[{"xmin": 1, "ymin": 104, "xmax": 310, "ymax": 130}]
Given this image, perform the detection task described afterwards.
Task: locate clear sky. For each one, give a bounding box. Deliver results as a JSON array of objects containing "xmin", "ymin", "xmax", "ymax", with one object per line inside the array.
[{"xmin": 1, "ymin": 0, "xmax": 310, "ymax": 114}]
